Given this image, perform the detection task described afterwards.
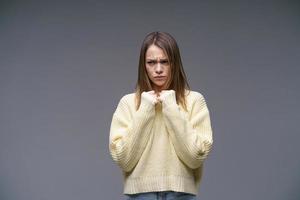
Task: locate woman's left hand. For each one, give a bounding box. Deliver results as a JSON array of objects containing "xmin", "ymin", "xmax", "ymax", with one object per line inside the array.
[{"xmin": 157, "ymin": 90, "xmax": 175, "ymax": 103}]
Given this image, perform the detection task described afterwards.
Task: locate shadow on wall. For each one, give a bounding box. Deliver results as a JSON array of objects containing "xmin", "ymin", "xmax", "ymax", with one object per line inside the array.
[
  {"xmin": 0, "ymin": 181, "xmax": 15, "ymax": 200},
  {"xmin": 289, "ymin": 176, "xmax": 300, "ymax": 200}
]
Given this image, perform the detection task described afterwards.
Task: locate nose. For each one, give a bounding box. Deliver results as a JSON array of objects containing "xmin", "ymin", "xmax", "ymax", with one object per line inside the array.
[{"xmin": 155, "ymin": 63, "xmax": 163, "ymax": 74}]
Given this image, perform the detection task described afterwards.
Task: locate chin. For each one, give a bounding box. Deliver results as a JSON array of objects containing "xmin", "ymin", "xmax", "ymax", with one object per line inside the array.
[{"xmin": 154, "ymin": 80, "xmax": 166, "ymax": 85}]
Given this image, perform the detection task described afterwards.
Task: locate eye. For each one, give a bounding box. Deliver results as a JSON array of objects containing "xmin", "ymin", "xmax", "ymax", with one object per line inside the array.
[
  {"xmin": 146, "ymin": 61, "xmax": 155, "ymax": 65},
  {"xmin": 160, "ymin": 60, "xmax": 169, "ymax": 64}
]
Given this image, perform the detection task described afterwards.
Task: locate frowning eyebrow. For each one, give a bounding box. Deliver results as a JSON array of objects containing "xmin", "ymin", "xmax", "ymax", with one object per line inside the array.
[{"xmin": 146, "ymin": 58, "xmax": 168, "ymax": 61}]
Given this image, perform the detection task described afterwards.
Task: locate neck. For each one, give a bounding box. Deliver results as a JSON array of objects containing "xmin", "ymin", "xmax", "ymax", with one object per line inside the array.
[{"xmin": 153, "ymin": 86, "xmax": 163, "ymax": 94}]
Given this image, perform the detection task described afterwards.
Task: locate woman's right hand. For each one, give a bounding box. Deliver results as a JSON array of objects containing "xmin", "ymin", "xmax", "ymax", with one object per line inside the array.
[{"xmin": 141, "ymin": 90, "xmax": 159, "ymax": 105}]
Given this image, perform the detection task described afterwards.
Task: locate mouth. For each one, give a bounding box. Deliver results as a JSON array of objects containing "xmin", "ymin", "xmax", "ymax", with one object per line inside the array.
[{"xmin": 154, "ymin": 76, "xmax": 166, "ymax": 79}]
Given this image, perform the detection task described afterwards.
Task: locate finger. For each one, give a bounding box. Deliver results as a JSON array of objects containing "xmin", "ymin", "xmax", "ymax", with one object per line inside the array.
[{"xmin": 157, "ymin": 96, "xmax": 162, "ymax": 102}]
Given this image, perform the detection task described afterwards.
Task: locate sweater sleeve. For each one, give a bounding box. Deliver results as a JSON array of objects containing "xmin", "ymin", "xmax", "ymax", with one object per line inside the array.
[
  {"xmin": 161, "ymin": 90, "xmax": 213, "ymax": 169},
  {"xmin": 109, "ymin": 93, "xmax": 156, "ymax": 172}
]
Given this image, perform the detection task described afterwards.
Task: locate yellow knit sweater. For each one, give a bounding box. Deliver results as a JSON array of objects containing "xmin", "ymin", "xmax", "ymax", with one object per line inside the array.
[{"xmin": 109, "ymin": 90, "xmax": 213, "ymax": 195}]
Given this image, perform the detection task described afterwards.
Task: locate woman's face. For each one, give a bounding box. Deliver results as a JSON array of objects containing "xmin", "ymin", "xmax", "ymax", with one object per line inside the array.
[{"xmin": 145, "ymin": 44, "xmax": 171, "ymax": 92}]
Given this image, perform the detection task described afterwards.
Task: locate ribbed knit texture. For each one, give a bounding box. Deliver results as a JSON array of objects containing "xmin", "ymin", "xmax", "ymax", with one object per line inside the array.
[{"xmin": 109, "ymin": 90, "xmax": 213, "ymax": 195}]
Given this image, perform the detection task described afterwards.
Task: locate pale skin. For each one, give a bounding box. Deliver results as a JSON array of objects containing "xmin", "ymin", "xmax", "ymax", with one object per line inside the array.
[{"xmin": 145, "ymin": 44, "xmax": 171, "ymax": 103}]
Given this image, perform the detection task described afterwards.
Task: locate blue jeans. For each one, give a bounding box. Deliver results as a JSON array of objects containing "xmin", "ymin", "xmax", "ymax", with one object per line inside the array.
[{"xmin": 125, "ymin": 191, "xmax": 197, "ymax": 200}]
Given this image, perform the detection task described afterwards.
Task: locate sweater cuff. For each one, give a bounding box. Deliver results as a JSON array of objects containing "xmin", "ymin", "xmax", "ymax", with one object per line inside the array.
[
  {"xmin": 161, "ymin": 90, "xmax": 177, "ymax": 108},
  {"xmin": 140, "ymin": 92, "xmax": 156, "ymax": 111}
]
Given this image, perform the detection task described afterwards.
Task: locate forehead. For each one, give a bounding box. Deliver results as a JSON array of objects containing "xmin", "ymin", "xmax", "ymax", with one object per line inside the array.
[{"xmin": 146, "ymin": 45, "xmax": 168, "ymax": 59}]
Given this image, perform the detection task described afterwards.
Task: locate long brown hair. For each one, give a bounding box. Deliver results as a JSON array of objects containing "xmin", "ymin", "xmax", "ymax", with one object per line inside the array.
[{"xmin": 135, "ymin": 31, "xmax": 190, "ymax": 111}]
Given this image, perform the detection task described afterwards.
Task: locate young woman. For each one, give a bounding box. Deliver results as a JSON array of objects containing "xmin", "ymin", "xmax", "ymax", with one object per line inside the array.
[{"xmin": 109, "ymin": 32, "xmax": 213, "ymax": 200}]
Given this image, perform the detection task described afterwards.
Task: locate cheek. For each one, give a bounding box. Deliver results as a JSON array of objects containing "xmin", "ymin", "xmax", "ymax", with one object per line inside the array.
[
  {"xmin": 166, "ymin": 66, "xmax": 171, "ymax": 76},
  {"xmin": 145, "ymin": 66, "xmax": 153, "ymax": 78},
  {"xmin": 166, "ymin": 67, "xmax": 171, "ymax": 82}
]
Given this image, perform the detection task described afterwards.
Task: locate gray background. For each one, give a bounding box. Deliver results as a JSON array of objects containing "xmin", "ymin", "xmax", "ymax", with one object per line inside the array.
[{"xmin": 1, "ymin": 0, "xmax": 299, "ymax": 200}]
